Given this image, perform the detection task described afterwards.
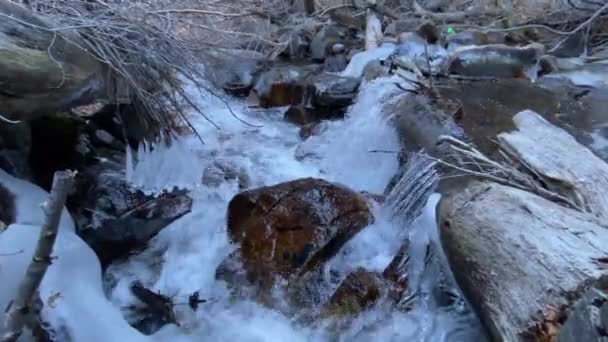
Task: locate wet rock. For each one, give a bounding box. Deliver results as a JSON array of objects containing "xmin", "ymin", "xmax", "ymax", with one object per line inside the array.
[
  {"xmin": 549, "ymin": 30, "xmax": 588, "ymax": 58},
  {"xmin": 321, "ymin": 269, "xmax": 385, "ymax": 319},
  {"xmin": 88, "ymin": 103, "xmax": 166, "ymax": 149},
  {"xmin": 558, "ymin": 284, "xmax": 608, "ymax": 342},
  {"xmin": 445, "ymin": 43, "xmax": 544, "ymax": 78},
  {"xmin": 360, "ymin": 191, "xmax": 385, "ymax": 204},
  {"xmin": 416, "ymin": 21, "xmax": 441, "ymax": 45},
  {"xmin": 215, "ymin": 250, "xmax": 253, "ymax": 298},
  {"xmin": 440, "ymin": 78, "xmax": 608, "ymax": 160},
  {"xmin": 384, "ymin": 92, "xmax": 463, "ymax": 154},
  {"xmin": 225, "ymin": 178, "xmax": 373, "ymax": 293},
  {"xmin": 299, "ymin": 122, "xmax": 328, "ymax": 140},
  {"xmin": 129, "ymin": 281, "xmax": 178, "ymax": 335},
  {"xmin": 284, "ymin": 106, "xmax": 342, "ymax": 126},
  {"xmin": 332, "ymin": 43, "xmax": 346, "ymax": 54},
  {"xmin": 70, "ymin": 162, "xmax": 192, "ymax": 266},
  {"xmin": 202, "ymin": 159, "xmax": 250, "ymax": 190},
  {"xmin": 362, "ymin": 60, "xmax": 388, "ymax": 81},
  {"xmin": 253, "ymin": 65, "xmax": 320, "ymax": 108},
  {"xmin": 323, "ymin": 54, "xmax": 348, "ymax": 72},
  {"xmin": 384, "ymin": 18, "xmax": 423, "ymax": 36},
  {"xmin": 206, "ymin": 49, "xmax": 265, "ymax": 97},
  {"xmin": 311, "ymin": 26, "xmax": 347, "ymax": 61},
  {"xmin": 311, "ymin": 73, "xmax": 360, "ymax": 109},
  {"xmin": 278, "ymin": 27, "xmax": 312, "ymax": 60}
]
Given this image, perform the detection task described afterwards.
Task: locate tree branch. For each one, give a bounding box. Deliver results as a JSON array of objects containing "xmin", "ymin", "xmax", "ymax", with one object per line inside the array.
[{"xmin": 1, "ymin": 170, "xmax": 76, "ymax": 342}]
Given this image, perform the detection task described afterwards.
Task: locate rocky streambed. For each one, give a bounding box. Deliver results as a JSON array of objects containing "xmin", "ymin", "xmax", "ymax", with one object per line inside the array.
[{"xmin": 2, "ymin": 14, "xmax": 608, "ymax": 342}]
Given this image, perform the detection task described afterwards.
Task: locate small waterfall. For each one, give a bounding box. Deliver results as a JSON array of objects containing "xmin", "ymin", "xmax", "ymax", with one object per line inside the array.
[{"xmin": 386, "ymin": 152, "xmax": 439, "ymax": 226}]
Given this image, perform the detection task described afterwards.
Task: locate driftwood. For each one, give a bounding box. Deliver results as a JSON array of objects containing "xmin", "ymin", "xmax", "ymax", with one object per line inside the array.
[
  {"xmin": 1, "ymin": 170, "xmax": 75, "ymax": 342},
  {"xmin": 497, "ymin": 110, "xmax": 608, "ymax": 222},
  {"xmin": 364, "ymin": 8, "xmax": 383, "ymax": 50},
  {"xmin": 438, "ymin": 181, "xmax": 608, "ymax": 341},
  {"xmin": 437, "ymin": 110, "xmax": 608, "ymax": 341},
  {"xmin": 0, "ymin": 0, "xmax": 104, "ymax": 121}
]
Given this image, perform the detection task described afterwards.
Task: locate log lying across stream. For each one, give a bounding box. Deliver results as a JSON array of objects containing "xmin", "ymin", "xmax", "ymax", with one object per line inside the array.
[
  {"xmin": 0, "ymin": 0, "xmax": 104, "ymax": 121},
  {"xmin": 438, "ymin": 111, "xmax": 608, "ymax": 341}
]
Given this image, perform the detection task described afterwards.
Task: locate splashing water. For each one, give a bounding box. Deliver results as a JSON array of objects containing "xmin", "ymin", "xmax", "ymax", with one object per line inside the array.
[
  {"xmin": 386, "ymin": 152, "xmax": 439, "ymax": 226},
  {"xmin": 110, "ymin": 47, "xmax": 484, "ymax": 341}
]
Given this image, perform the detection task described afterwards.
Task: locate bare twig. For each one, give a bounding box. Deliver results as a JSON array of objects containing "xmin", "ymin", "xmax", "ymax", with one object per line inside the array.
[
  {"xmin": 434, "ymin": 135, "xmax": 583, "ymax": 211},
  {"xmin": 1, "ymin": 170, "xmax": 76, "ymax": 342}
]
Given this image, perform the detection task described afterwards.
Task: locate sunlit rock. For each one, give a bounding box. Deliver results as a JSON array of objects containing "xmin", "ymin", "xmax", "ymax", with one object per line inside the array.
[{"xmin": 223, "ymin": 178, "xmax": 373, "ymax": 296}]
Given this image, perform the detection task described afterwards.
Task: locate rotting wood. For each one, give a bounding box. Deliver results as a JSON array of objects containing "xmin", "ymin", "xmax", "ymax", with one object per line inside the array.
[{"xmin": 438, "ymin": 181, "xmax": 608, "ymax": 341}]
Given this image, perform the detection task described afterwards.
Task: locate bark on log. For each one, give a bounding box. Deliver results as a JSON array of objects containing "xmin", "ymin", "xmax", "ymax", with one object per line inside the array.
[
  {"xmin": 1, "ymin": 170, "xmax": 75, "ymax": 342},
  {"xmin": 497, "ymin": 110, "xmax": 608, "ymax": 222},
  {"xmin": 364, "ymin": 9, "xmax": 383, "ymax": 50},
  {"xmin": 0, "ymin": 0, "xmax": 104, "ymax": 121},
  {"xmin": 438, "ymin": 181, "xmax": 608, "ymax": 341}
]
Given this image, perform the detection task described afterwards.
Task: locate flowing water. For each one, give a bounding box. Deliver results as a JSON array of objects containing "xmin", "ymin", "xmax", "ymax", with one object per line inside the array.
[{"xmin": 105, "ymin": 47, "xmax": 485, "ymax": 341}]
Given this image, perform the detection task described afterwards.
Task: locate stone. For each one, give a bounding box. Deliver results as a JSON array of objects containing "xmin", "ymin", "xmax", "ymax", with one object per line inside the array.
[
  {"xmin": 384, "ymin": 18, "xmax": 423, "ymax": 36},
  {"xmin": 70, "ymin": 162, "xmax": 192, "ymax": 266},
  {"xmin": 321, "ymin": 268, "xmax": 385, "ymax": 319},
  {"xmin": 311, "ymin": 26, "xmax": 347, "ymax": 61},
  {"xmin": 252, "ymin": 65, "xmax": 320, "ymax": 108},
  {"xmin": 549, "ymin": 30, "xmax": 588, "ymax": 58},
  {"xmin": 311, "ymin": 73, "xmax": 360, "ymax": 109},
  {"xmin": 362, "ymin": 60, "xmax": 388, "ymax": 81},
  {"xmin": 416, "ymin": 21, "xmax": 441, "ymax": 45},
  {"xmin": 558, "ymin": 284, "xmax": 608, "ymax": 342},
  {"xmin": 284, "ymin": 106, "xmax": 341, "ymax": 126},
  {"xmin": 445, "ymin": 43, "xmax": 545, "ymax": 78},
  {"xmin": 299, "ymin": 122, "xmax": 328, "ymax": 140},
  {"xmin": 225, "ymin": 178, "xmax": 373, "ymax": 293},
  {"xmin": 384, "ymin": 92, "xmax": 463, "ymax": 154},
  {"xmin": 332, "ymin": 43, "xmax": 346, "ymax": 54},
  {"xmin": 323, "ymin": 54, "xmax": 348, "ymax": 72},
  {"xmin": 202, "ymin": 159, "xmax": 250, "ymax": 190},
  {"xmin": 205, "ymin": 49, "xmax": 265, "ymax": 97},
  {"xmin": 278, "ymin": 27, "xmax": 312, "ymax": 60},
  {"xmin": 215, "ymin": 250, "xmax": 254, "ymax": 298}
]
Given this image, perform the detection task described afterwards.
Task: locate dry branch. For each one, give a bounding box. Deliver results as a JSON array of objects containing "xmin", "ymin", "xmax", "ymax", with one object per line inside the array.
[
  {"xmin": 434, "ymin": 135, "xmax": 583, "ymax": 212},
  {"xmin": 1, "ymin": 170, "xmax": 76, "ymax": 342}
]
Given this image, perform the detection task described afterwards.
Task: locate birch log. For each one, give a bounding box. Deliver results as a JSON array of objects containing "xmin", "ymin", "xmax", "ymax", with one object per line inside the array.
[
  {"xmin": 364, "ymin": 1, "xmax": 383, "ymax": 50},
  {"xmin": 1, "ymin": 170, "xmax": 75, "ymax": 342}
]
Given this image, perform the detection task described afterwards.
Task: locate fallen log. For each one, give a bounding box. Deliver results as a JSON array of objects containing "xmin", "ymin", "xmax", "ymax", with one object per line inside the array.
[
  {"xmin": 497, "ymin": 110, "xmax": 608, "ymax": 222},
  {"xmin": 0, "ymin": 0, "xmax": 105, "ymax": 121},
  {"xmin": 438, "ymin": 181, "xmax": 608, "ymax": 341},
  {"xmin": 438, "ymin": 111, "xmax": 608, "ymax": 340}
]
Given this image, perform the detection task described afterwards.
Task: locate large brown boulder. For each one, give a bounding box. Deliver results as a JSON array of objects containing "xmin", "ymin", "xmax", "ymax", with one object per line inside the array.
[{"xmin": 225, "ymin": 178, "xmax": 373, "ymax": 293}]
